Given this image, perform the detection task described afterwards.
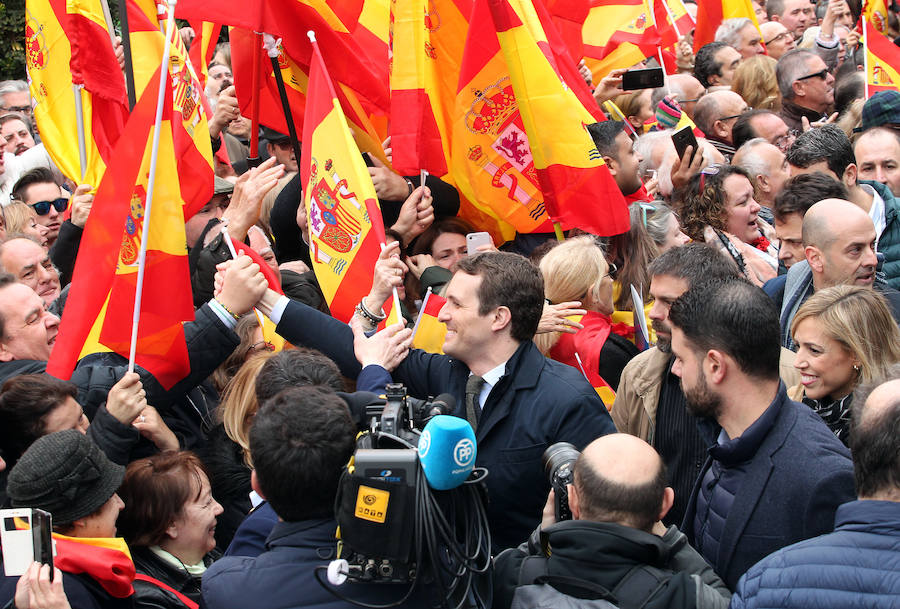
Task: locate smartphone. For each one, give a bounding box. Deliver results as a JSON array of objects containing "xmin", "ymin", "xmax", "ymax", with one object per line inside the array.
[
  {"xmin": 1, "ymin": 508, "xmax": 54, "ymax": 579},
  {"xmin": 466, "ymin": 232, "xmax": 492, "ymax": 256},
  {"xmin": 672, "ymin": 125, "xmax": 699, "ymax": 165},
  {"xmin": 621, "ymin": 67, "xmax": 665, "ymax": 91}
]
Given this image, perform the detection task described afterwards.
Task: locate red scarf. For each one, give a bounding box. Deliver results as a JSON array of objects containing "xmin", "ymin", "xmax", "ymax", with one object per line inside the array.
[
  {"xmin": 752, "ymin": 234, "xmax": 771, "ymax": 252},
  {"xmin": 549, "ymin": 312, "xmax": 616, "ymax": 393}
]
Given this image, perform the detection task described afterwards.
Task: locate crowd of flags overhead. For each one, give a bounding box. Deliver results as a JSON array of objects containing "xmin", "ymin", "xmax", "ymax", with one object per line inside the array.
[{"xmin": 25, "ymin": 0, "xmax": 899, "ymax": 385}]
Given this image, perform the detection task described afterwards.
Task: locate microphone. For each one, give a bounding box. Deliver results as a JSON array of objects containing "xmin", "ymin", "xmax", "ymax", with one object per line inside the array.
[
  {"xmin": 424, "ymin": 393, "xmax": 456, "ymax": 419},
  {"xmin": 417, "ymin": 415, "xmax": 477, "ymax": 490}
]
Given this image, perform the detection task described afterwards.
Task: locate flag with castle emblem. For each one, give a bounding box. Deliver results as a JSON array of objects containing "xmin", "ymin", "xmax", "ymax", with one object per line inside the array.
[
  {"xmin": 487, "ymin": 0, "xmax": 629, "ymax": 236},
  {"xmin": 302, "ymin": 32, "xmax": 387, "ymax": 323}
]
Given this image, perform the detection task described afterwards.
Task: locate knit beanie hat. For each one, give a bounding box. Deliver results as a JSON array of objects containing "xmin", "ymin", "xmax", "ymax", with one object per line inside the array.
[
  {"xmin": 656, "ymin": 96, "xmax": 683, "ymax": 130},
  {"xmin": 7, "ymin": 430, "xmax": 125, "ymax": 526}
]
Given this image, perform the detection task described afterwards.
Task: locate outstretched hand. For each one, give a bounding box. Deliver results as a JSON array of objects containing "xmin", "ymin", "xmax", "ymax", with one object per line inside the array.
[{"xmin": 350, "ymin": 316, "xmax": 413, "ymax": 371}]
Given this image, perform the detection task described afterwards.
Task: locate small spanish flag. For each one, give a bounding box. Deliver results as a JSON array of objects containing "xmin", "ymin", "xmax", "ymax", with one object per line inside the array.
[{"xmin": 411, "ymin": 288, "xmax": 447, "ymax": 354}]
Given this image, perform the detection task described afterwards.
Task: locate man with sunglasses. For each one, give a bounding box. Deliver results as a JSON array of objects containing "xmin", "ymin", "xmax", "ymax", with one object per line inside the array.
[
  {"xmin": 776, "ymin": 50, "xmax": 835, "ymax": 133},
  {"xmin": 10, "ymin": 167, "xmax": 67, "ymax": 247}
]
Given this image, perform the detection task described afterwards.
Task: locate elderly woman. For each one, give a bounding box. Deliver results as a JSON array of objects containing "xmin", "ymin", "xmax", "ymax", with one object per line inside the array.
[
  {"xmin": 678, "ymin": 164, "xmax": 778, "ymax": 284},
  {"xmin": 117, "ymin": 451, "xmax": 224, "ymax": 609},
  {"xmin": 789, "ymin": 285, "xmax": 900, "ymax": 445}
]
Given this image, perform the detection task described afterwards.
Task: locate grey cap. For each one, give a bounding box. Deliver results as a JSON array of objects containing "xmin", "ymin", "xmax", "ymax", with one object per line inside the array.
[
  {"xmin": 214, "ymin": 176, "xmax": 235, "ymax": 195},
  {"xmin": 7, "ymin": 430, "xmax": 124, "ymax": 526}
]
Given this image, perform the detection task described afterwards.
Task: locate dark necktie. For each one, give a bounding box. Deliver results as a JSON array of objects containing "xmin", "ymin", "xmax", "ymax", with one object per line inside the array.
[{"xmin": 465, "ymin": 374, "xmax": 486, "ymax": 431}]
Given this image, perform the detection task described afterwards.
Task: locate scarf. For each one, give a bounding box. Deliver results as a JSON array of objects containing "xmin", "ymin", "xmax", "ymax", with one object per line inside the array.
[
  {"xmin": 53, "ymin": 534, "xmax": 135, "ymax": 598},
  {"xmin": 802, "ymin": 393, "xmax": 853, "ymax": 446}
]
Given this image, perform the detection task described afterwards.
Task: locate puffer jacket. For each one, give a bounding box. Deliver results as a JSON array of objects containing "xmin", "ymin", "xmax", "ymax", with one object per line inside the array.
[
  {"xmin": 863, "ymin": 179, "xmax": 900, "ymax": 290},
  {"xmin": 731, "ymin": 500, "xmax": 900, "ymax": 608}
]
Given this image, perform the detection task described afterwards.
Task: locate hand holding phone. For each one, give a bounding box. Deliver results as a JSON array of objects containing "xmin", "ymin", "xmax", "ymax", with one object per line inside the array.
[
  {"xmin": 621, "ymin": 67, "xmax": 665, "ymax": 91},
  {"xmin": 466, "ymin": 232, "xmax": 493, "ymax": 256}
]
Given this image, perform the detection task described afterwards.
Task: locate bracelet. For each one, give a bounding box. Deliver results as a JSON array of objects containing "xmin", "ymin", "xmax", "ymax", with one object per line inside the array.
[
  {"xmin": 356, "ymin": 298, "xmax": 387, "ymax": 324},
  {"xmin": 214, "ymin": 298, "xmax": 241, "ymax": 321},
  {"xmin": 405, "ymin": 178, "xmax": 414, "ymax": 196}
]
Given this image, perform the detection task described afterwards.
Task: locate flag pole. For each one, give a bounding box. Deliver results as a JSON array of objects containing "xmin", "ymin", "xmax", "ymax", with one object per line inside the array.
[
  {"xmin": 72, "ymin": 85, "xmax": 87, "ymax": 181},
  {"xmin": 127, "ymin": 0, "xmax": 176, "ymax": 374},
  {"xmin": 263, "ymin": 34, "xmax": 303, "ymax": 176},
  {"xmin": 862, "ymin": 13, "xmax": 871, "ymax": 99},
  {"xmin": 99, "ymin": 0, "xmax": 117, "ymax": 45},
  {"xmin": 247, "ymin": 33, "xmax": 263, "ymax": 168},
  {"xmin": 659, "ymin": 0, "xmax": 685, "ymax": 38},
  {"xmin": 115, "ymin": 0, "xmax": 138, "ymax": 109}
]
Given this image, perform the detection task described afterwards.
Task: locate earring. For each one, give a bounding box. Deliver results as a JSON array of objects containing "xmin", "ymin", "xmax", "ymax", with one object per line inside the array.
[{"xmin": 853, "ymin": 364, "xmax": 860, "ymax": 373}]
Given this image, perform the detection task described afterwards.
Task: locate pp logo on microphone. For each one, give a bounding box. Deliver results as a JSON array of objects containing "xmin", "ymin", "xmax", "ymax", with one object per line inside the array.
[
  {"xmin": 453, "ymin": 438, "xmax": 476, "ymax": 467},
  {"xmin": 418, "ymin": 430, "xmax": 431, "ymax": 458}
]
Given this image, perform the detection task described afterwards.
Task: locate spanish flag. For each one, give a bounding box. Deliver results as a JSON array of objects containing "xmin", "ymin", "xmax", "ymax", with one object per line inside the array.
[
  {"xmin": 302, "ymin": 32, "xmax": 387, "ymax": 323},
  {"xmin": 25, "ymin": 0, "xmax": 127, "ymax": 186},
  {"xmin": 48, "ymin": 67, "xmax": 196, "ymax": 389},
  {"xmin": 583, "ymin": 0, "xmax": 662, "ymax": 80},
  {"xmin": 865, "ymin": 17, "xmax": 900, "ymax": 94},
  {"xmin": 411, "ymin": 288, "xmax": 447, "ymax": 353},
  {"xmin": 488, "ymin": 0, "xmax": 629, "ymax": 236},
  {"xmin": 389, "ymin": 0, "xmax": 448, "ymax": 176},
  {"xmin": 229, "ymin": 27, "xmax": 389, "ymax": 165},
  {"xmin": 864, "ymin": 0, "xmax": 891, "ymax": 35},
  {"xmin": 127, "ymin": 0, "xmax": 214, "ymax": 218},
  {"xmin": 693, "ymin": 0, "xmax": 760, "ymax": 52},
  {"xmin": 187, "ymin": 21, "xmax": 223, "ymax": 90}
]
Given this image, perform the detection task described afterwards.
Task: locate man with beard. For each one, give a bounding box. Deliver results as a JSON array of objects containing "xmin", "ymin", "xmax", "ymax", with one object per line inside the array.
[
  {"xmin": 612, "ymin": 244, "xmax": 799, "ymax": 527},
  {"xmin": 587, "ymin": 120, "xmax": 646, "ymax": 203},
  {"xmin": 668, "ymin": 278, "xmax": 854, "ymax": 590}
]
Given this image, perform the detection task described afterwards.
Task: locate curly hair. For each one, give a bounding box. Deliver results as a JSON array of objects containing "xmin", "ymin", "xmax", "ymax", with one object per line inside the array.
[{"xmin": 676, "ymin": 165, "xmax": 755, "ymax": 241}]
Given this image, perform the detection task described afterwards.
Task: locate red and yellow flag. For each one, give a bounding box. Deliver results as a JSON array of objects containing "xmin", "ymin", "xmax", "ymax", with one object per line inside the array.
[
  {"xmin": 174, "ymin": 0, "xmax": 389, "ymax": 114},
  {"xmin": 25, "ymin": 0, "xmax": 127, "ymax": 186},
  {"xmin": 302, "ymin": 33, "xmax": 387, "ymax": 323},
  {"xmin": 865, "ymin": 17, "xmax": 900, "ymax": 94},
  {"xmin": 583, "ymin": 0, "xmax": 661, "ymax": 81},
  {"xmin": 411, "ymin": 289, "xmax": 447, "ymax": 353},
  {"xmin": 693, "ymin": 0, "xmax": 760, "ymax": 52},
  {"xmin": 230, "ymin": 27, "xmax": 389, "ymax": 165},
  {"xmin": 389, "ymin": 0, "xmax": 448, "ymax": 176},
  {"xmin": 187, "ymin": 21, "xmax": 223, "ymax": 90},
  {"xmin": 47, "ymin": 67, "xmax": 196, "ymax": 389},
  {"xmin": 128, "ymin": 0, "xmax": 214, "ymax": 217},
  {"xmin": 488, "ymin": 0, "xmax": 629, "ymax": 236},
  {"xmin": 545, "ymin": 0, "xmax": 591, "ymax": 64},
  {"xmin": 864, "ymin": 0, "xmax": 891, "ymax": 35}
]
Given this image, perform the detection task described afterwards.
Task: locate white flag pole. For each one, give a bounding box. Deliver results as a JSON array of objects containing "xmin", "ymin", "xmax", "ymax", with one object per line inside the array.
[{"xmin": 127, "ymin": 0, "xmax": 177, "ymax": 373}]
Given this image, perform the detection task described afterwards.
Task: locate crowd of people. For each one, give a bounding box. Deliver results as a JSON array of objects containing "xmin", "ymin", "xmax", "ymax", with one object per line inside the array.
[{"xmin": 1, "ymin": 0, "xmax": 900, "ymax": 607}]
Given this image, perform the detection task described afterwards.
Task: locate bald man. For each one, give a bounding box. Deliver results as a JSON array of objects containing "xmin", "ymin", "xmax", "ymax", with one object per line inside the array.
[
  {"xmin": 759, "ymin": 21, "xmax": 796, "ymax": 59},
  {"xmin": 492, "ymin": 434, "xmax": 732, "ymax": 609},
  {"xmin": 669, "ymin": 73, "xmax": 707, "ymax": 119},
  {"xmin": 763, "ymin": 199, "xmax": 900, "ymax": 349},
  {"xmin": 692, "ymin": 91, "xmax": 749, "ymax": 161}
]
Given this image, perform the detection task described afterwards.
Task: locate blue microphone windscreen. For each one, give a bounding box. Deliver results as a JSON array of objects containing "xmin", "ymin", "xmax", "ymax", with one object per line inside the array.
[{"xmin": 417, "ymin": 416, "xmax": 477, "ymax": 490}]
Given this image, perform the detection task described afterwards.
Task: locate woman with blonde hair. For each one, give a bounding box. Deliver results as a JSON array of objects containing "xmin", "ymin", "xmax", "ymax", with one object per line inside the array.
[
  {"xmin": 790, "ymin": 285, "xmax": 900, "ymax": 445},
  {"xmin": 731, "ymin": 55, "xmax": 780, "ymax": 111},
  {"xmin": 613, "ymin": 89, "xmax": 654, "ymax": 133},
  {"xmin": 536, "ymin": 236, "xmax": 637, "ymax": 395},
  {"xmin": 2, "ymin": 201, "xmax": 49, "ymax": 246}
]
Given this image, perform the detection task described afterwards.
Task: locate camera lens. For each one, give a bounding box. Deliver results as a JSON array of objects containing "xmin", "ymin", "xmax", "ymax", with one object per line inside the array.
[{"xmin": 542, "ymin": 442, "xmax": 579, "ymax": 479}]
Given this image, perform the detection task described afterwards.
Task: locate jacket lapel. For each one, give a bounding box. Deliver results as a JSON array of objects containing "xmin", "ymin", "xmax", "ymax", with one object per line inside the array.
[{"xmin": 475, "ymin": 342, "xmax": 540, "ymax": 441}]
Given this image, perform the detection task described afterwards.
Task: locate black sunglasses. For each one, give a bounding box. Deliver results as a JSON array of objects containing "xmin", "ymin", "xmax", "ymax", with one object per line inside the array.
[
  {"xmin": 797, "ymin": 69, "xmax": 828, "ymax": 81},
  {"xmin": 30, "ymin": 198, "xmax": 68, "ymax": 216}
]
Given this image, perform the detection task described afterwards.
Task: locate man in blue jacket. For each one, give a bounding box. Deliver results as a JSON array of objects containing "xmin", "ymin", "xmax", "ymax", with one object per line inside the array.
[
  {"xmin": 668, "ymin": 279, "xmax": 855, "ymax": 590},
  {"xmin": 731, "ymin": 366, "xmax": 900, "ymax": 608},
  {"xmin": 253, "ymin": 251, "xmax": 616, "ymax": 551}
]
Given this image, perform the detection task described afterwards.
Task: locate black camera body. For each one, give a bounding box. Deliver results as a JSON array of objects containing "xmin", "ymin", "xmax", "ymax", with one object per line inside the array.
[{"xmin": 543, "ymin": 442, "xmax": 581, "ymax": 522}]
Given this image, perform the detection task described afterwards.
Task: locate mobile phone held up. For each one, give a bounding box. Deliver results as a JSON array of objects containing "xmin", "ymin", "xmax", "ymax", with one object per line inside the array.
[
  {"xmin": 672, "ymin": 125, "xmax": 699, "ymax": 166},
  {"xmin": 621, "ymin": 67, "xmax": 665, "ymax": 91},
  {"xmin": 1, "ymin": 508, "xmax": 55, "ymax": 580},
  {"xmin": 466, "ymin": 232, "xmax": 492, "ymax": 256}
]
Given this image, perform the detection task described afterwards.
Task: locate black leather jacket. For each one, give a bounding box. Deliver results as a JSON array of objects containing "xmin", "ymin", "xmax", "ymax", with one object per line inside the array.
[{"xmin": 131, "ymin": 546, "xmax": 219, "ymax": 609}]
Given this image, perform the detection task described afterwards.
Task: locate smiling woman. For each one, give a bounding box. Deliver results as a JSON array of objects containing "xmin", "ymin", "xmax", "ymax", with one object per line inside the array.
[
  {"xmin": 789, "ymin": 285, "xmax": 900, "ymax": 445},
  {"xmin": 117, "ymin": 451, "xmax": 224, "ymax": 609}
]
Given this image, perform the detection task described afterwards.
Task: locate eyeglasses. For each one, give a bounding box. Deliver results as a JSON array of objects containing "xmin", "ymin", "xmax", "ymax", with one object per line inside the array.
[
  {"xmin": 29, "ymin": 198, "xmax": 68, "ymax": 216},
  {"xmin": 1, "ymin": 105, "xmax": 32, "ymax": 115},
  {"xmin": 677, "ymin": 98, "xmax": 702, "ymax": 104},
  {"xmin": 604, "ymin": 262, "xmax": 618, "ymax": 279},
  {"xmin": 718, "ymin": 107, "xmax": 751, "ymax": 122},
  {"xmin": 797, "ymin": 69, "xmax": 829, "ymax": 81},
  {"xmin": 698, "ymin": 164, "xmax": 723, "ymax": 192},
  {"xmin": 764, "ymin": 31, "xmax": 790, "ymax": 45}
]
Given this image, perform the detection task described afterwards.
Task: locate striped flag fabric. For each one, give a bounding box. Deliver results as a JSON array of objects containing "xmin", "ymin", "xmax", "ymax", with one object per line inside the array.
[
  {"xmin": 865, "ymin": 17, "xmax": 900, "ymax": 94},
  {"xmin": 411, "ymin": 288, "xmax": 447, "ymax": 353},
  {"xmin": 187, "ymin": 20, "xmax": 223, "ymax": 90},
  {"xmin": 301, "ymin": 32, "xmax": 387, "ymax": 323},
  {"xmin": 583, "ymin": 0, "xmax": 662, "ymax": 81},
  {"xmin": 488, "ymin": 0, "xmax": 629, "ymax": 236}
]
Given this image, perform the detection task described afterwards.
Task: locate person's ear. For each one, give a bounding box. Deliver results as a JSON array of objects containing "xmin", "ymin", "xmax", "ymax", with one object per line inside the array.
[
  {"xmin": 658, "ymin": 487, "xmax": 675, "ymax": 522},
  {"xmin": 603, "ymin": 156, "xmax": 620, "ymax": 178},
  {"xmin": 705, "ymin": 349, "xmax": 728, "ymax": 384},
  {"xmin": 569, "ymin": 483, "xmax": 581, "ymax": 520},
  {"xmin": 0, "ymin": 341, "xmax": 13, "ymax": 362},
  {"xmin": 250, "ymin": 469, "xmax": 266, "ymax": 500},
  {"xmin": 491, "ymin": 306, "xmax": 512, "ymax": 333},
  {"xmin": 843, "ymin": 163, "xmax": 858, "ymax": 188},
  {"xmin": 806, "ymin": 245, "xmax": 825, "ymax": 273},
  {"xmin": 792, "ymin": 80, "xmax": 805, "ymax": 99}
]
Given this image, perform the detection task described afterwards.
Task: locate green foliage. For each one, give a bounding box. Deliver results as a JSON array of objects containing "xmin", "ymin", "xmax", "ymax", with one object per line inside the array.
[{"xmin": 0, "ymin": 0, "xmax": 27, "ymax": 80}]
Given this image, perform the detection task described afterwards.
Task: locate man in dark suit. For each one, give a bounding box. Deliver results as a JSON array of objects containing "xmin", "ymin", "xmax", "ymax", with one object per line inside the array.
[
  {"xmin": 668, "ymin": 278, "xmax": 855, "ymax": 590},
  {"xmin": 253, "ymin": 251, "xmax": 616, "ymax": 551}
]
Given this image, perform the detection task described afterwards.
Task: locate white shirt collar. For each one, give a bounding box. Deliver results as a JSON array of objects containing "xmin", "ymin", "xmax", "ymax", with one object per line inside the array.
[{"xmin": 471, "ymin": 360, "xmax": 508, "ymax": 408}]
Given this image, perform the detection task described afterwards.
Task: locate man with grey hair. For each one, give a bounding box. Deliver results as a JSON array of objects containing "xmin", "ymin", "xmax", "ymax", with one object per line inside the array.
[
  {"xmin": 0, "ymin": 81, "xmax": 35, "ymax": 133},
  {"xmin": 693, "ymin": 91, "xmax": 748, "ymax": 160},
  {"xmin": 776, "ymin": 49, "xmax": 835, "ymax": 132},
  {"xmin": 733, "ymin": 139, "xmax": 790, "ymax": 225},
  {"xmin": 715, "ymin": 18, "xmax": 765, "ymax": 58},
  {"xmin": 669, "ymin": 73, "xmax": 706, "ymax": 119}
]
